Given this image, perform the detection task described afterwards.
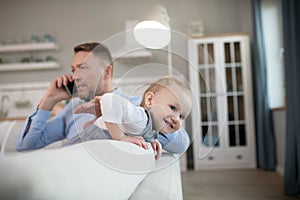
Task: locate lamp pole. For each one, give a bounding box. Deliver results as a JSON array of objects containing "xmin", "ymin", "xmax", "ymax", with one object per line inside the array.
[{"xmin": 167, "ymin": 42, "xmax": 172, "ymax": 76}]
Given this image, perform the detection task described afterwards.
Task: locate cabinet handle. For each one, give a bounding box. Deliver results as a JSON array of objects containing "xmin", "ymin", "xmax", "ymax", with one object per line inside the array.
[
  {"xmin": 208, "ymin": 156, "xmax": 214, "ymax": 160},
  {"xmin": 14, "ymin": 100, "xmax": 31, "ymax": 108},
  {"xmin": 236, "ymin": 155, "xmax": 243, "ymax": 160}
]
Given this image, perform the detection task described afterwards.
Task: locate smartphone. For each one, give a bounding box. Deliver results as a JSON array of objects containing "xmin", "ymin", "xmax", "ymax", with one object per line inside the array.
[{"xmin": 65, "ymin": 81, "xmax": 77, "ymax": 96}]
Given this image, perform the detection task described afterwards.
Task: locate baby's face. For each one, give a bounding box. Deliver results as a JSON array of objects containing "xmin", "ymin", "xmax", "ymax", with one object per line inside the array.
[{"xmin": 148, "ymin": 86, "xmax": 192, "ymax": 134}]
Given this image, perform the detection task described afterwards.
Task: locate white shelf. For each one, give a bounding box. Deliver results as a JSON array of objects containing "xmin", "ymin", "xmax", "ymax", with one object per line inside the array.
[
  {"xmin": 0, "ymin": 61, "xmax": 60, "ymax": 71},
  {"xmin": 0, "ymin": 42, "xmax": 58, "ymax": 53}
]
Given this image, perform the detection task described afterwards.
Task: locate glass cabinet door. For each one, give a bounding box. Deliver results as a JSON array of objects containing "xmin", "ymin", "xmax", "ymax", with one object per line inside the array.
[
  {"xmin": 198, "ymin": 43, "xmax": 220, "ymax": 148},
  {"xmin": 224, "ymin": 41, "xmax": 246, "ymax": 147}
]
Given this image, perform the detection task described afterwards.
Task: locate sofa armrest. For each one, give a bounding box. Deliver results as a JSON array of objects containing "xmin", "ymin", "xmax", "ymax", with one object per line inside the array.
[
  {"xmin": 130, "ymin": 152, "xmax": 183, "ymax": 200},
  {"xmin": 0, "ymin": 140, "xmax": 183, "ymax": 200}
]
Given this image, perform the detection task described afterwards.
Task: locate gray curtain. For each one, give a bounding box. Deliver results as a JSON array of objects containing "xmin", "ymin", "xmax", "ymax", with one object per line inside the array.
[
  {"xmin": 251, "ymin": 0, "xmax": 277, "ymax": 170},
  {"xmin": 282, "ymin": 0, "xmax": 300, "ymax": 197}
]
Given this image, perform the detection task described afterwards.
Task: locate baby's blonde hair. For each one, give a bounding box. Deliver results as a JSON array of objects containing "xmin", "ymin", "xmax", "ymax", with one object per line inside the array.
[{"xmin": 140, "ymin": 76, "xmax": 192, "ymax": 107}]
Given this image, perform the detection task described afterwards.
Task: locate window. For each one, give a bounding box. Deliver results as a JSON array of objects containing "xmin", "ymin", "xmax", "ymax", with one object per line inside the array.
[{"xmin": 262, "ymin": 0, "xmax": 285, "ymax": 109}]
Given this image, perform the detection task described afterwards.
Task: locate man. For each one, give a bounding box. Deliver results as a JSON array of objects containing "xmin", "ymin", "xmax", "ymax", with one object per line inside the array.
[{"xmin": 15, "ymin": 42, "xmax": 190, "ymax": 154}]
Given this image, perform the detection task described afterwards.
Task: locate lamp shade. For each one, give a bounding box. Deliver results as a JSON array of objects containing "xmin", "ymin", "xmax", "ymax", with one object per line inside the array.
[{"xmin": 133, "ymin": 5, "xmax": 171, "ymax": 49}]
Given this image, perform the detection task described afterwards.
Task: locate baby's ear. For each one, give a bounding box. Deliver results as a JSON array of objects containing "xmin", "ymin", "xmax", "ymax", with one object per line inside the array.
[{"xmin": 144, "ymin": 92, "xmax": 155, "ymax": 107}]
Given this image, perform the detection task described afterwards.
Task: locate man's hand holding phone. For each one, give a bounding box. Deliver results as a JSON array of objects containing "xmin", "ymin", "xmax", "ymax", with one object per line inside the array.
[
  {"xmin": 38, "ymin": 74, "xmax": 74, "ymax": 111},
  {"xmin": 65, "ymin": 81, "xmax": 77, "ymax": 96}
]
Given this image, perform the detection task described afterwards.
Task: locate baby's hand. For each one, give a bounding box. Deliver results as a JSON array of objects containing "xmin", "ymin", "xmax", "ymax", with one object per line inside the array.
[
  {"xmin": 122, "ymin": 135, "xmax": 149, "ymax": 150},
  {"xmin": 74, "ymin": 96, "xmax": 102, "ymax": 117},
  {"xmin": 151, "ymin": 139, "xmax": 162, "ymax": 160}
]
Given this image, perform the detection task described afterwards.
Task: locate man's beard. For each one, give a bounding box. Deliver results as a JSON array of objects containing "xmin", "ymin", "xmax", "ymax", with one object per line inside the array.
[
  {"xmin": 80, "ymin": 90, "xmax": 94, "ymax": 102},
  {"xmin": 79, "ymin": 85, "xmax": 102, "ymax": 102}
]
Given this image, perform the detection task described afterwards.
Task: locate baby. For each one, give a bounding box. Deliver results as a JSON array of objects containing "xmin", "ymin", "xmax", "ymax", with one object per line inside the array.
[{"xmin": 94, "ymin": 76, "xmax": 192, "ymax": 159}]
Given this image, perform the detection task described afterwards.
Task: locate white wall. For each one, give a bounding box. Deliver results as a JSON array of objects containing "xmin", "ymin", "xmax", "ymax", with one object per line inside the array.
[{"xmin": 0, "ymin": 0, "xmax": 252, "ymax": 84}]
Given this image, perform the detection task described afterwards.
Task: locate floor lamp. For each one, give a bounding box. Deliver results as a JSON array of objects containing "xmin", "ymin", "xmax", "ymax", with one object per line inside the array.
[{"xmin": 133, "ymin": 5, "xmax": 173, "ymax": 75}]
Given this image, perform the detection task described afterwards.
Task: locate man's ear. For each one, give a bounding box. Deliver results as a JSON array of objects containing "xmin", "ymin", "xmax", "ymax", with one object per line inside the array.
[
  {"xmin": 103, "ymin": 65, "xmax": 113, "ymax": 80},
  {"xmin": 144, "ymin": 92, "xmax": 155, "ymax": 107}
]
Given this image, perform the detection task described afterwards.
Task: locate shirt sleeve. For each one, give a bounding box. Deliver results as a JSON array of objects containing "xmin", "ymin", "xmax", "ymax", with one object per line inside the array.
[
  {"xmin": 157, "ymin": 128, "xmax": 190, "ymax": 154},
  {"xmin": 100, "ymin": 93, "xmax": 147, "ymax": 135},
  {"xmin": 15, "ymin": 108, "xmax": 66, "ymax": 151}
]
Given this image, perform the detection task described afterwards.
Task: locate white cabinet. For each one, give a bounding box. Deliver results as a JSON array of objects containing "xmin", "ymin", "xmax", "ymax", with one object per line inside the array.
[
  {"xmin": 188, "ymin": 33, "xmax": 256, "ymax": 170},
  {"xmin": 0, "ymin": 82, "xmax": 49, "ymax": 119},
  {"xmin": 0, "ymin": 42, "xmax": 60, "ymax": 71}
]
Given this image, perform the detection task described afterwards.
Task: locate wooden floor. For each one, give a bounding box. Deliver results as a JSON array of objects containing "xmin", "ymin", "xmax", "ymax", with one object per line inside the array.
[{"xmin": 181, "ymin": 169, "xmax": 296, "ymax": 200}]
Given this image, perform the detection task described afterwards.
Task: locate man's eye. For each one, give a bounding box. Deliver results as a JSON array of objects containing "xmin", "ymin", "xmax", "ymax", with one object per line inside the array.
[{"xmin": 79, "ymin": 64, "xmax": 88, "ymax": 69}]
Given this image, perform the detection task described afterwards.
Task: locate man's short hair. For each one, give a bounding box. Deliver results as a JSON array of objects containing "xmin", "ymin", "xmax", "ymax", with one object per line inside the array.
[
  {"xmin": 73, "ymin": 42, "xmax": 100, "ymax": 53},
  {"xmin": 73, "ymin": 42, "xmax": 113, "ymax": 68}
]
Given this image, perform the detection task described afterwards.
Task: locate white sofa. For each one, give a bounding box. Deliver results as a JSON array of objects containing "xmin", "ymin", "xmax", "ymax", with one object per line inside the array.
[{"xmin": 0, "ymin": 120, "xmax": 183, "ymax": 200}]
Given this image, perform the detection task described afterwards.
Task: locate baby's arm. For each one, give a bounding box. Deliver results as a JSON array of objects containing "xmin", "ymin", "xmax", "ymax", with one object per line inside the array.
[{"xmin": 105, "ymin": 122, "xmax": 149, "ymax": 150}]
